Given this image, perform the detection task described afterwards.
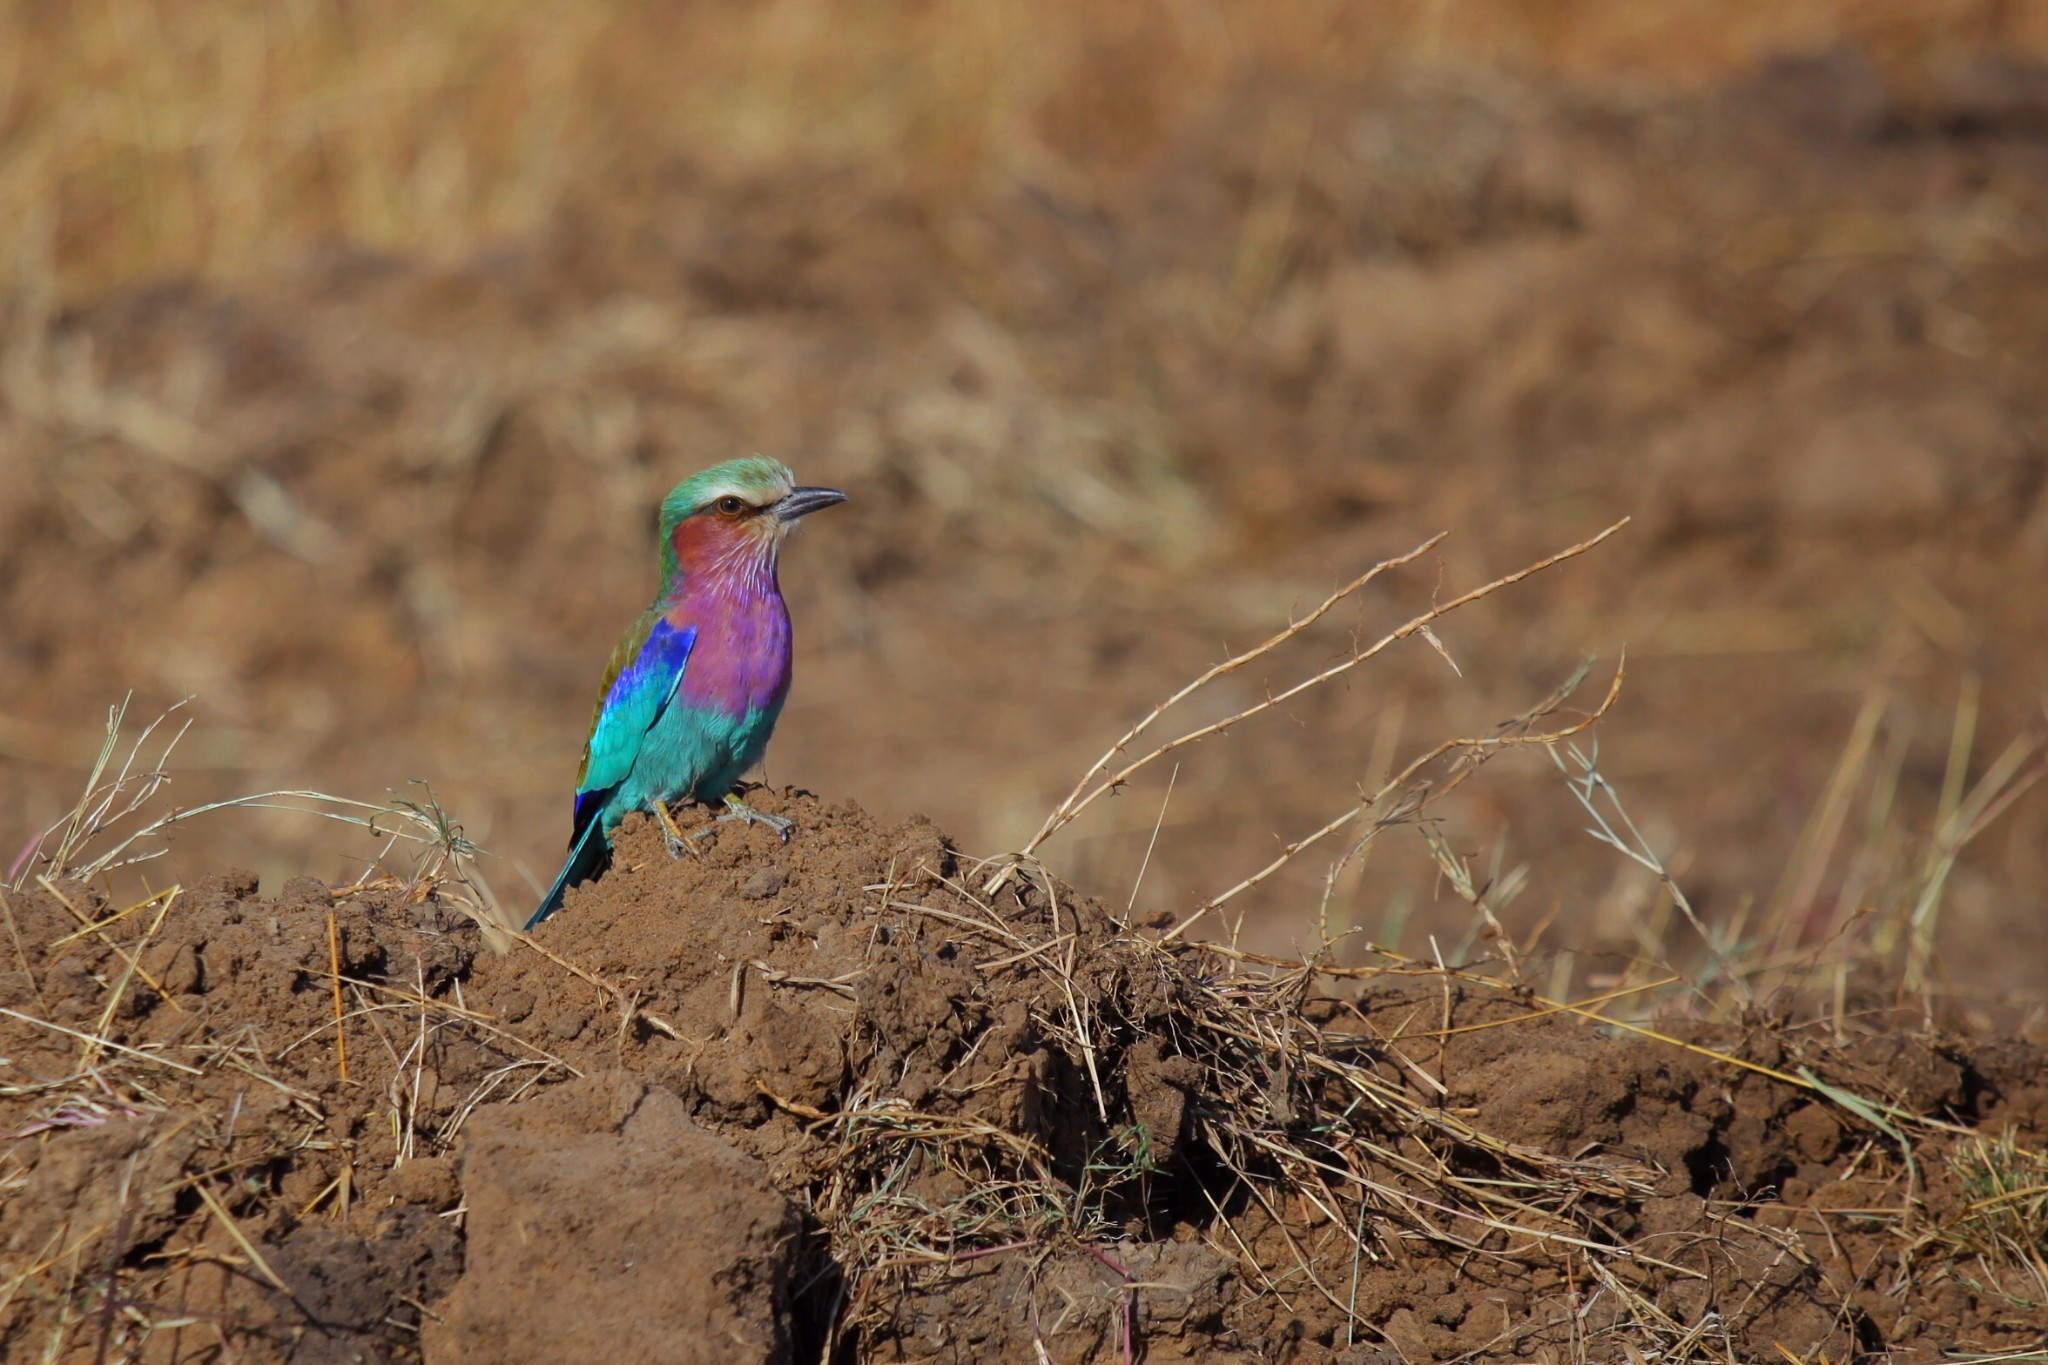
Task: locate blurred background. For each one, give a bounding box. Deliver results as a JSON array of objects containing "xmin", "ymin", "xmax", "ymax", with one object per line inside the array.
[{"xmin": 3, "ymin": 1, "xmax": 2046, "ymax": 1013}]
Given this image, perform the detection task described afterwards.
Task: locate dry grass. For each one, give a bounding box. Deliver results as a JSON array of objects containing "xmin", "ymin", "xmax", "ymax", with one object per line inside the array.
[
  {"xmin": 0, "ymin": 751, "xmax": 562, "ymax": 1359},
  {"xmin": 1541, "ymin": 669, "xmax": 2046, "ymax": 1030},
  {"xmin": 4, "ymin": 1, "xmax": 2040, "ymax": 300},
  {"xmin": 996, "ymin": 521, "xmax": 1626, "ymax": 899},
  {"xmin": 4, "ymin": 520, "xmax": 2044, "ymax": 1361},
  {"xmin": 820, "ymin": 849, "xmax": 1974, "ymax": 1360},
  {"xmin": 5, "ymin": 7, "xmax": 2047, "ymax": 1358},
  {"xmin": 821, "ymin": 868, "xmax": 1696, "ymax": 1357},
  {"xmin": 5, "ymin": 692, "xmax": 515, "ymax": 942},
  {"xmin": 0, "ymin": 699, "xmax": 535, "ymax": 1358},
  {"xmin": 1936, "ymin": 1132, "xmax": 2048, "ymax": 1312},
  {"xmin": 779, "ymin": 523, "xmax": 2028, "ymax": 1360}
]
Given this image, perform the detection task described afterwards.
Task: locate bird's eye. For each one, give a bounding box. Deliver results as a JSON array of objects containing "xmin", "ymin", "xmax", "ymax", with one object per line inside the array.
[{"xmin": 715, "ymin": 496, "xmax": 747, "ymax": 516}]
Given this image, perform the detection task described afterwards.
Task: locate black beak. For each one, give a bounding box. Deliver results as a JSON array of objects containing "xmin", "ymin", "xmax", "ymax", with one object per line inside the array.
[{"xmin": 774, "ymin": 486, "xmax": 849, "ymax": 523}]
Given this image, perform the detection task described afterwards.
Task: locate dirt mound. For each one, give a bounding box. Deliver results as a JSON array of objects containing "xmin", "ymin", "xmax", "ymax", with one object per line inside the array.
[{"xmin": 3, "ymin": 794, "xmax": 2046, "ymax": 1361}]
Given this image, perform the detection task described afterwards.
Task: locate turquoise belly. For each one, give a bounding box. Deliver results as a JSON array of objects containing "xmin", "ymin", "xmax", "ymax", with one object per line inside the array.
[{"xmin": 605, "ymin": 698, "xmax": 784, "ymax": 833}]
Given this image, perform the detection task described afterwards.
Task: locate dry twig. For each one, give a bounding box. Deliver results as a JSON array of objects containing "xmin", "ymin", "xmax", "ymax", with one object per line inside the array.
[{"xmin": 987, "ymin": 519, "xmax": 1628, "ymax": 894}]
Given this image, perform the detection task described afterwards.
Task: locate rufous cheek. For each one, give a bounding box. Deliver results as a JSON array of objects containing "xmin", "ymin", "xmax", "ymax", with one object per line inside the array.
[{"xmin": 671, "ymin": 516, "xmax": 753, "ymax": 568}]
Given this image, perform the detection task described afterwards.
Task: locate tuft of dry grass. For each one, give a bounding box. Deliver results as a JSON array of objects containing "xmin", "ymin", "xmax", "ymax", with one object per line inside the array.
[
  {"xmin": 826, "ymin": 851, "xmax": 1953, "ymax": 1360},
  {"xmin": 6, "ymin": 693, "xmax": 516, "ymax": 943},
  {"xmin": 991, "ymin": 520, "xmax": 1630, "ymax": 923},
  {"xmin": 1934, "ymin": 1132, "xmax": 2048, "ymax": 1312},
  {"xmin": 790, "ymin": 524, "xmax": 1661, "ymax": 1351},
  {"xmin": 1547, "ymin": 669, "xmax": 2047, "ymax": 1027}
]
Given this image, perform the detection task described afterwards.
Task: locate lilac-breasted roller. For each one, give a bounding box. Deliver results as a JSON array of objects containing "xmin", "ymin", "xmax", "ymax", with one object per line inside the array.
[{"xmin": 526, "ymin": 457, "xmax": 846, "ymax": 929}]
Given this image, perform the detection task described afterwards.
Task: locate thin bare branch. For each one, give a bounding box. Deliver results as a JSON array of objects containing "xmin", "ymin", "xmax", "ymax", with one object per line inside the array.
[
  {"xmin": 1162, "ymin": 655, "xmax": 1626, "ymax": 943},
  {"xmin": 990, "ymin": 519, "xmax": 1628, "ymax": 893}
]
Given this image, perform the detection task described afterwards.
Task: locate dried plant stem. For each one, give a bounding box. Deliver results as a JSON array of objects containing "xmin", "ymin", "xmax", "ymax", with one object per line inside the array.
[
  {"xmin": 192, "ymin": 1183, "xmax": 292, "ymax": 1295},
  {"xmin": 327, "ymin": 911, "xmax": 350, "ymax": 1084},
  {"xmin": 990, "ymin": 519, "xmax": 1628, "ymax": 893},
  {"xmin": 40, "ymin": 880, "xmax": 183, "ymax": 1014},
  {"xmin": 1161, "ymin": 658, "xmax": 1625, "ymax": 943},
  {"xmin": 1905, "ymin": 725, "xmax": 2046, "ymax": 995},
  {"xmin": 501, "ymin": 924, "xmax": 684, "ymax": 1042},
  {"xmin": 0, "ymin": 1007, "xmax": 200, "ymax": 1074},
  {"xmin": 10, "ymin": 695, "xmax": 190, "ymax": 889},
  {"xmin": 1551, "ymin": 739, "xmax": 1756, "ymax": 1009}
]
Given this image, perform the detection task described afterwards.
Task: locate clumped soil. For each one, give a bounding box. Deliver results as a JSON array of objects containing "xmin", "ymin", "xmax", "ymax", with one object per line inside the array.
[{"xmin": 4, "ymin": 794, "xmax": 2045, "ymax": 1362}]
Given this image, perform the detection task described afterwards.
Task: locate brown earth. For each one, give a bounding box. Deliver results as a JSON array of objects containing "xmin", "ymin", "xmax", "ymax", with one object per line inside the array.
[
  {"xmin": 3, "ymin": 793, "xmax": 2045, "ymax": 1362},
  {"xmin": 4, "ymin": 47, "xmax": 2048, "ymax": 1009},
  {"xmin": 7, "ymin": 12, "xmax": 2048, "ymax": 1365}
]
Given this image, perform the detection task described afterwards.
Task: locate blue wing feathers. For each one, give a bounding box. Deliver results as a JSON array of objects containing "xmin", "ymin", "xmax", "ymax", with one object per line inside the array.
[
  {"xmin": 528, "ymin": 617, "xmax": 697, "ymax": 929},
  {"xmin": 581, "ymin": 619, "xmax": 696, "ymax": 798}
]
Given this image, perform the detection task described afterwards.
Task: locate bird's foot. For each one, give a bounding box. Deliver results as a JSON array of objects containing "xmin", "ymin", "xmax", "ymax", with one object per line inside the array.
[
  {"xmin": 652, "ymin": 800, "xmax": 702, "ymax": 860},
  {"xmin": 719, "ymin": 792, "xmax": 795, "ymax": 841}
]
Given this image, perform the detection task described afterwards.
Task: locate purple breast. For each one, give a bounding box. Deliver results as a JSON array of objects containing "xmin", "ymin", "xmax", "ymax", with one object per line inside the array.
[{"xmin": 672, "ymin": 581, "xmax": 792, "ymax": 718}]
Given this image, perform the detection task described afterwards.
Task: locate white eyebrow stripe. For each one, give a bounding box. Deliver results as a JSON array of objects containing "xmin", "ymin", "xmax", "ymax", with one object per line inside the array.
[{"xmin": 694, "ymin": 472, "xmax": 794, "ymax": 508}]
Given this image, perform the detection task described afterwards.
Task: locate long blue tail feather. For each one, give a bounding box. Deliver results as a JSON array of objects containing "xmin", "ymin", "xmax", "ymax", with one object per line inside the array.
[{"xmin": 526, "ymin": 811, "xmax": 610, "ymax": 930}]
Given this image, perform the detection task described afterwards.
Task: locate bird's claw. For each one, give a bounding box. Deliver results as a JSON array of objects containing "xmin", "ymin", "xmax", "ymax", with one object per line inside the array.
[
  {"xmin": 653, "ymin": 800, "xmax": 703, "ymax": 860},
  {"xmin": 720, "ymin": 794, "xmax": 795, "ymax": 841}
]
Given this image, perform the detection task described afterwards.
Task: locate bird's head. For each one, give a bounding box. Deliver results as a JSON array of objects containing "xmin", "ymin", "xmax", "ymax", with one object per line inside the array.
[{"xmin": 658, "ymin": 456, "xmax": 847, "ymax": 591}]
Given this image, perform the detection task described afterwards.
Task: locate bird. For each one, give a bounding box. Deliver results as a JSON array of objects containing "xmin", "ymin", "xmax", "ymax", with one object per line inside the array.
[{"xmin": 525, "ymin": 456, "xmax": 846, "ymax": 929}]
